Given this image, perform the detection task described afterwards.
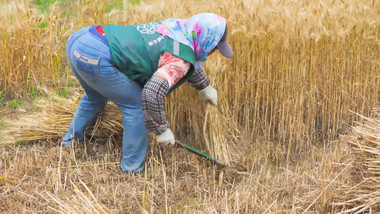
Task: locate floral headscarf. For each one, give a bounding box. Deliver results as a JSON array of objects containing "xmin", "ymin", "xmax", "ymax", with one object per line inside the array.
[{"xmin": 157, "ymin": 13, "xmax": 226, "ymax": 69}]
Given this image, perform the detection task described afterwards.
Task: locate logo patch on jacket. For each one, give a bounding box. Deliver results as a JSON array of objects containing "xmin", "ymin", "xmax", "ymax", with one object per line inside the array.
[{"xmin": 136, "ymin": 22, "xmax": 160, "ymax": 34}]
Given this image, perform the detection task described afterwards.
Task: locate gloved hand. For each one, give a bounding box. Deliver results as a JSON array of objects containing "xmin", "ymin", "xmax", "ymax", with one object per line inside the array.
[
  {"xmin": 156, "ymin": 129, "xmax": 175, "ymax": 145},
  {"xmin": 200, "ymin": 85, "xmax": 218, "ymax": 105}
]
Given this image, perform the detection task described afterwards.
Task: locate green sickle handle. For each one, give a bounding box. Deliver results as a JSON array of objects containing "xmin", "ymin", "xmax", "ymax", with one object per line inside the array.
[{"xmin": 175, "ymin": 140, "xmax": 225, "ymax": 167}]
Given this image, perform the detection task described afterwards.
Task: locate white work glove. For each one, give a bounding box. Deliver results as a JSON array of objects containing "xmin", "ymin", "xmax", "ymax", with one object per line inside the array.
[
  {"xmin": 200, "ymin": 85, "xmax": 218, "ymax": 105},
  {"xmin": 156, "ymin": 129, "xmax": 175, "ymax": 145}
]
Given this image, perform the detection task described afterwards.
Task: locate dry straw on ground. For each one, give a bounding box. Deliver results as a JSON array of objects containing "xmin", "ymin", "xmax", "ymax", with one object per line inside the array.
[
  {"xmin": 1, "ymin": 0, "xmax": 379, "ymax": 212},
  {"xmin": 4, "ymin": 92, "xmax": 123, "ymax": 144},
  {"xmin": 333, "ymin": 109, "xmax": 380, "ymax": 213}
]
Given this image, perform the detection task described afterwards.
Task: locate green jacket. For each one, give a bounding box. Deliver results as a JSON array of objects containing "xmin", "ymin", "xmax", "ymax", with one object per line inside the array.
[{"xmin": 102, "ymin": 22, "xmax": 195, "ymax": 93}]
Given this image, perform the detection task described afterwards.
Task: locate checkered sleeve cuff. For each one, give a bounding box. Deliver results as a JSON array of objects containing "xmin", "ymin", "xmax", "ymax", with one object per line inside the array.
[
  {"xmin": 142, "ymin": 76, "xmax": 170, "ymax": 135},
  {"xmin": 187, "ymin": 68, "xmax": 210, "ymax": 90}
]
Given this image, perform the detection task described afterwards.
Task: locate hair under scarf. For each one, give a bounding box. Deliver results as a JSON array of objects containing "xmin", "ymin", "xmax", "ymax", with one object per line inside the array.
[{"xmin": 157, "ymin": 13, "xmax": 226, "ymax": 70}]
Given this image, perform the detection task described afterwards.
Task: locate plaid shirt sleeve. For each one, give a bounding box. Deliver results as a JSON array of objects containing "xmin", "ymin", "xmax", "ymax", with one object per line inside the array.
[
  {"xmin": 142, "ymin": 76, "xmax": 170, "ymax": 135},
  {"xmin": 187, "ymin": 68, "xmax": 210, "ymax": 90},
  {"xmin": 142, "ymin": 52, "xmax": 191, "ymax": 135}
]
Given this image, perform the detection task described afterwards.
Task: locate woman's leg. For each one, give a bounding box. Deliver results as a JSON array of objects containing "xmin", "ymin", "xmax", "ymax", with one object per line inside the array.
[
  {"xmin": 116, "ymin": 102, "xmax": 148, "ymax": 173},
  {"xmin": 90, "ymin": 64, "xmax": 149, "ymax": 173},
  {"xmin": 62, "ymin": 92, "xmax": 107, "ymax": 146},
  {"xmin": 96, "ymin": 67, "xmax": 149, "ymax": 173},
  {"xmin": 62, "ymin": 27, "xmax": 108, "ymax": 146}
]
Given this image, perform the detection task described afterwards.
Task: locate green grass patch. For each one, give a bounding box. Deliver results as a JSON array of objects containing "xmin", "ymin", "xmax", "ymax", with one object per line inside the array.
[
  {"xmin": 34, "ymin": 0, "xmax": 67, "ymax": 14},
  {"xmin": 38, "ymin": 21, "xmax": 48, "ymax": 29},
  {"xmin": 105, "ymin": 0, "xmax": 124, "ymax": 12},
  {"xmin": 8, "ymin": 99, "xmax": 23, "ymax": 109},
  {"xmin": 58, "ymin": 70, "xmax": 66, "ymax": 78},
  {"xmin": 104, "ymin": 0, "xmax": 142, "ymax": 12},
  {"xmin": 56, "ymin": 87, "xmax": 68, "ymax": 98},
  {"xmin": 63, "ymin": 9, "xmax": 76, "ymax": 17},
  {"xmin": 29, "ymin": 84, "xmax": 44, "ymax": 99},
  {"xmin": 0, "ymin": 123, "xmax": 5, "ymax": 134}
]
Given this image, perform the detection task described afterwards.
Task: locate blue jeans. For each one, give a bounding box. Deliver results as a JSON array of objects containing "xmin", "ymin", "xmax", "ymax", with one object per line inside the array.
[{"xmin": 63, "ymin": 26, "xmax": 148, "ymax": 173}]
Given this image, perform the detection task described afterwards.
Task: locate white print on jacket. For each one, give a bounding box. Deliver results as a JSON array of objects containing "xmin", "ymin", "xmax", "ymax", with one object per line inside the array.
[
  {"xmin": 137, "ymin": 22, "xmax": 160, "ymax": 34},
  {"xmin": 148, "ymin": 36, "xmax": 165, "ymax": 46}
]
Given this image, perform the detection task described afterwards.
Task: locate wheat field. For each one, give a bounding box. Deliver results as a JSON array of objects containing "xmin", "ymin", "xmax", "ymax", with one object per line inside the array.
[{"xmin": 0, "ymin": 0, "xmax": 379, "ymax": 213}]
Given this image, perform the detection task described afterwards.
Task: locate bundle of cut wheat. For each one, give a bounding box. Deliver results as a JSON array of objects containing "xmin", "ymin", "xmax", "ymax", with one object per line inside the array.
[
  {"xmin": 4, "ymin": 92, "xmax": 123, "ymax": 144},
  {"xmin": 333, "ymin": 109, "xmax": 380, "ymax": 213}
]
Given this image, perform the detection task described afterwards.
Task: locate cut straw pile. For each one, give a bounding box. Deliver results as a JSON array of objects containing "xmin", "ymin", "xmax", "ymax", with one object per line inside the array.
[
  {"xmin": 4, "ymin": 92, "xmax": 123, "ymax": 144},
  {"xmin": 333, "ymin": 108, "xmax": 380, "ymax": 213}
]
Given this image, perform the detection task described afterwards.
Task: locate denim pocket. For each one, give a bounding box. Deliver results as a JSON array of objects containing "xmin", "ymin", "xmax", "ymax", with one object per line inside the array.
[{"xmin": 73, "ymin": 49, "xmax": 101, "ymax": 79}]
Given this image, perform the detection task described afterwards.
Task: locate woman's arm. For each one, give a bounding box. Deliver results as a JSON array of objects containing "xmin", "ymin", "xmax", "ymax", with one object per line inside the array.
[
  {"xmin": 141, "ymin": 51, "xmax": 190, "ymax": 137},
  {"xmin": 141, "ymin": 76, "xmax": 170, "ymax": 135},
  {"xmin": 187, "ymin": 68, "xmax": 218, "ymax": 105},
  {"xmin": 187, "ymin": 68, "xmax": 210, "ymax": 90}
]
